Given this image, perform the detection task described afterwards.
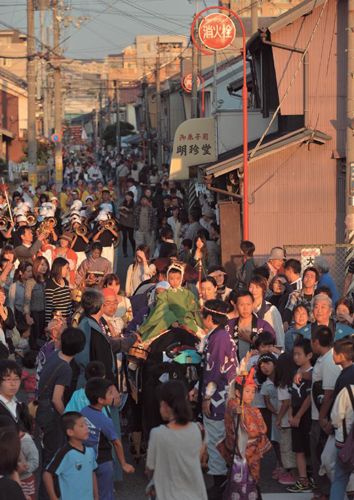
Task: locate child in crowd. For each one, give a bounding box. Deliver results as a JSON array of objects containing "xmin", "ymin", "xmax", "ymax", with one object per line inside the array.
[
  {"xmin": 217, "ymin": 368, "xmax": 271, "ymax": 499},
  {"xmin": 65, "ymin": 361, "xmax": 111, "ymax": 415},
  {"xmin": 275, "ymin": 353, "xmax": 297, "ymax": 485},
  {"xmin": 0, "ymin": 424, "xmax": 26, "ymax": 499},
  {"xmin": 284, "ymin": 304, "xmax": 310, "ymax": 353},
  {"xmin": 14, "ymin": 327, "xmax": 31, "ymax": 363},
  {"xmin": 332, "ymin": 337, "xmax": 354, "ymax": 400},
  {"xmin": 139, "ymin": 262, "xmax": 203, "ymax": 343},
  {"xmin": 81, "ymin": 378, "xmax": 135, "ymax": 500},
  {"xmin": 36, "ymin": 315, "xmax": 66, "ymax": 384},
  {"xmin": 330, "ymin": 339, "xmax": 354, "ymax": 500},
  {"xmin": 258, "ymin": 353, "xmax": 283, "ymax": 481},
  {"xmin": 20, "ymin": 350, "xmax": 37, "ymax": 403},
  {"xmin": 43, "ymin": 412, "xmax": 98, "ymax": 500},
  {"xmin": 287, "ymin": 338, "xmax": 313, "ymax": 493},
  {"xmin": 0, "ymin": 414, "xmax": 39, "ymax": 500},
  {"xmin": 36, "ymin": 327, "xmax": 85, "ymax": 467},
  {"xmin": 0, "ymin": 359, "xmax": 31, "ymax": 433}
]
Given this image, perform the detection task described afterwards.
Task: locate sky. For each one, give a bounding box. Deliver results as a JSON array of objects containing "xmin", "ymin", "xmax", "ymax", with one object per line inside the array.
[{"xmin": 0, "ymin": 0, "xmax": 215, "ymax": 59}]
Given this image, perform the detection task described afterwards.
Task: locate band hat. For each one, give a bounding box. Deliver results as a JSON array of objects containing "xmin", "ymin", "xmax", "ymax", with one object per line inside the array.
[
  {"xmin": 269, "ymin": 247, "xmax": 286, "ymax": 260},
  {"xmin": 70, "ymin": 210, "xmax": 81, "ymax": 218},
  {"xmin": 14, "ymin": 209, "xmax": 25, "ymax": 217},
  {"xmin": 85, "ymin": 195, "xmax": 95, "ymax": 202},
  {"xmin": 96, "ymin": 210, "xmax": 109, "ymax": 222},
  {"xmin": 71, "ymin": 200, "xmax": 83, "ymax": 211},
  {"xmin": 59, "ymin": 232, "xmax": 73, "ymax": 243},
  {"xmin": 100, "ymin": 203, "xmax": 113, "ymax": 213},
  {"xmin": 16, "ymin": 215, "xmax": 27, "ymax": 223},
  {"xmin": 70, "ymin": 216, "xmax": 81, "ymax": 225}
]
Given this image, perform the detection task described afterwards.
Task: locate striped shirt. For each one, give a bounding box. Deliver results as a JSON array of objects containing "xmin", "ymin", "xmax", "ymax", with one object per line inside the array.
[{"xmin": 45, "ymin": 278, "xmax": 72, "ymax": 324}]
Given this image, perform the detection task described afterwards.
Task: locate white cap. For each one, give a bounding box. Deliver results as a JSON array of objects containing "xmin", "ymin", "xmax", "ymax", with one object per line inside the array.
[
  {"xmin": 71, "ymin": 200, "xmax": 83, "ymax": 211},
  {"xmin": 16, "ymin": 215, "xmax": 27, "ymax": 223},
  {"xmin": 100, "ymin": 203, "xmax": 113, "ymax": 213},
  {"xmin": 96, "ymin": 210, "xmax": 109, "ymax": 222}
]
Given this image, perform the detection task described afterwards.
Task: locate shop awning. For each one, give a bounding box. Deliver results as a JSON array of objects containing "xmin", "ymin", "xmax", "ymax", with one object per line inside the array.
[
  {"xmin": 205, "ymin": 127, "xmax": 331, "ymax": 178},
  {"xmin": 0, "ymin": 128, "xmax": 14, "ymax": 139}
]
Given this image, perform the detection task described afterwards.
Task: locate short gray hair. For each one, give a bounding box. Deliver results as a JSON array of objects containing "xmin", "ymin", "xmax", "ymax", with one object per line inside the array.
[
  {"xmin": 313, "ymin": 293, "xmax": 332, "ymax": 310},
  {"xmin": 314, "ymin": 256, "xmax": 330, "ymax": 274}
]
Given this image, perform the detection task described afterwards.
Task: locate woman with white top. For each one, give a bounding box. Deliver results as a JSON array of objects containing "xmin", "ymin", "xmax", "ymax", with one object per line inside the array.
[
  {"xmin": 249, "ymin": 275, "xmax": 285, "ymax": 349},
  {"xmin": 125, "ymin": 245, "xmax": 156, "ymax": 297},
  {"xmin": 146, "ymin": 380, "xmax": 207, "ymax": 500}
]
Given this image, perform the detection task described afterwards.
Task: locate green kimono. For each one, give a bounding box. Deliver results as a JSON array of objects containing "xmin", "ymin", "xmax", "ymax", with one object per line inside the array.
[{"xmin": 140, "ymin": 287, "xmax": 203, "ymax": 342}]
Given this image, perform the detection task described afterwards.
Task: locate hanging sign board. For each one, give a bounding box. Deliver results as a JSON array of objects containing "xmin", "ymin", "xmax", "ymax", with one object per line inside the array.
[{"xmin": 169, "ymin": 118, "xmax": 217, "ymax": 181}]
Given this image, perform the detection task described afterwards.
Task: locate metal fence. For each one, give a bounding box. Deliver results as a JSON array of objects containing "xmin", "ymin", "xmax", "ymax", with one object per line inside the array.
[{"xmin": 283, "ymin": 244, "xmax": 354, "ymax": 295}]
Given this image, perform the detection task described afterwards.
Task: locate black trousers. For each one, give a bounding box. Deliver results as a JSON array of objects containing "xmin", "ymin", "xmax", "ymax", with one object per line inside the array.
[
  {"xmin": 30, "ymin": 310, "xmax": 45, "ymax": 350},
  {"xmin": 121, "ymin": 225, "xmax": 135, "ymax": 255}
]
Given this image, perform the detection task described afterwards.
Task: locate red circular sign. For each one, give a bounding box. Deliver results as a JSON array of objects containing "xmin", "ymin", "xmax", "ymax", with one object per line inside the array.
[
  {"xmin": 198, "ymin": 13, "xmax": 236, "ymax": 51},
  {"xmin": 182, "ymin": 74, "xmax": 201, "ymax": 93}
]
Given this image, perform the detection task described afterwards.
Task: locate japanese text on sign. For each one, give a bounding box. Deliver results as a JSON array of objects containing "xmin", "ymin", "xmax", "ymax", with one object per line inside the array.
[
  {"xmin": 198, "ymin": 13, "xmax": 236, "ymax": 51},
  {"xmin": 300, "ymin": 248, "xmax": 321, "ymax": 271}
]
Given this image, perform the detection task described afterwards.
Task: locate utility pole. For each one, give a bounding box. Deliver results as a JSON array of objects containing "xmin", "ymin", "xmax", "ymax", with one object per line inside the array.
[
  {"xmin": 52, "ymin": 0, "xmax": 63, "ymax": 186},
  {"xmin": 156, "ymin": 41, "xmax": 162, "ymax": 169},
  {"xmin": 27, "ymin": 0, "xmax": 37, "ymax": 186},
  {"xmin": 113, "ymin": 80, "xmax": 121, "ymax": 154},
  {"xmin": 191, "ymin": 16, "xmax": 198, "ymax": 119},
  {"xmin": 251, "ymin": 0, "xmax": 258, "ymax": 34},
  {"xmin": 99, "ymin": 83, "xmax": 103, "ymax": 143}
]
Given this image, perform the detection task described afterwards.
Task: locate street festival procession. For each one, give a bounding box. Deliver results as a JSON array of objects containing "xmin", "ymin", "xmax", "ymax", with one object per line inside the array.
[{"xmin": 0, "ymin": 1, "xmax": 353, "ymax": 500}]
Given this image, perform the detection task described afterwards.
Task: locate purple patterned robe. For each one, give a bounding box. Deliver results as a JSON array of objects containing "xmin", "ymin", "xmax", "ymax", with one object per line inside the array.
[{"xmin": 201, "ymin": 326, "xmax": 238, "ymax": 420}]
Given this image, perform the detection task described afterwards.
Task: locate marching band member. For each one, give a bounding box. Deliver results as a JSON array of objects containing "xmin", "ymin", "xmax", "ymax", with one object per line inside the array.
[{"xmin": 92, "ymin": 210, "xmax": 118, "ymax": 269}]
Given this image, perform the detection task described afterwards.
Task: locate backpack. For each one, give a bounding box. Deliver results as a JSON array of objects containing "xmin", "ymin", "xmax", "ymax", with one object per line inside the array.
[{"xmin": 338, "ymin": 385, "xmax": 354, "ymax": 472}]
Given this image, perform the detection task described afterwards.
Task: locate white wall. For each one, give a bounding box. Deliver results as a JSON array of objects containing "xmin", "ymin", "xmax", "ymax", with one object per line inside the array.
[{"xmin": 216, "ymin": 111, "xmax": 278, "ymax": 154}]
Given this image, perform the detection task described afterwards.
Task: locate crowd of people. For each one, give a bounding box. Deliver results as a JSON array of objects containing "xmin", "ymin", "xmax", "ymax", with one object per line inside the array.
[{"xmin": 0, "ymin": 145, "xmax": 353, "ymax": 500}]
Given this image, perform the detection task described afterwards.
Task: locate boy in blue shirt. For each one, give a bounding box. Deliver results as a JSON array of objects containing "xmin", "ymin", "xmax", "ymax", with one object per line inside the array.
[
  {"xmin": 43, "ymin": 411, "xmax": 98, "ymax": 500},
  {"xmin": 81, "ymin": 377, "xmax": 135, "ymax": 500}
]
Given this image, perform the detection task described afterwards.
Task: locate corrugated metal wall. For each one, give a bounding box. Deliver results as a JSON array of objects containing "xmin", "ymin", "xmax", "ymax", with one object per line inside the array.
[{"xmin": 248, "ymin": 0, "xmax": 345, "ymax": 255}]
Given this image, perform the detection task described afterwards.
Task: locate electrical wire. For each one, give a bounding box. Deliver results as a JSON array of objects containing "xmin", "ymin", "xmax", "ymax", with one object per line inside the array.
[{"xmin": 249, "ymin": 0, "xmax": 329, "ymax": 159}]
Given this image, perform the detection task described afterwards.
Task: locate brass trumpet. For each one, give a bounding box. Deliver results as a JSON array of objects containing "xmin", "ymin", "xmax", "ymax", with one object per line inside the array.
[
  {"xmin": 75, "ymin": 224, "xmax": 88, "ymax": 237},
  {"xmin": 0, "ymin": 216, "xmax": 10, "ymax": 231},
  {"xmin": 99, "ymin": 219, "xmax": 116, "ymax": 230},
  {"xmin": 38, "ymin": 217, "xmax": 57, "ymax": 234},
  {"xmin": 26, "ymin": 213, "xmax": 37, "ymax": 227}
]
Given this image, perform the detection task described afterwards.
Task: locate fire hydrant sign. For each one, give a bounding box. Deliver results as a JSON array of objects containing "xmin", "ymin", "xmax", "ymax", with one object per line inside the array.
[
  {"xmin": 169, "ymin": 118, "xmax": 217, "ymax": 181},
  {"xmin": 198, "ymin": 13, "xmax": 236, "ymax": 51},
  {"xmin": 301, "ymin": 248, "xmax": 321, "ymax": 270}
]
